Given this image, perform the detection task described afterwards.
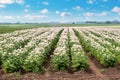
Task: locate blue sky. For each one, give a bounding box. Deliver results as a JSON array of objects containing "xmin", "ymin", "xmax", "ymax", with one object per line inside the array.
[{"xmin": 0, "ymin": 0, "xmax": 120, "ymax": 23}]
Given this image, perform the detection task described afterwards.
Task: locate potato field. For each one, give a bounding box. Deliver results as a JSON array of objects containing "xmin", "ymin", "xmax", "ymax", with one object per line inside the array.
[{"xmin": 0, "ymin": 27, "xmax": 120, "ymax": 80}]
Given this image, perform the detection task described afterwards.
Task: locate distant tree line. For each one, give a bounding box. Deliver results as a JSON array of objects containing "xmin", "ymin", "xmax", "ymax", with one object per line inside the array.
[{"xmin": 85, "ymin": 20, "xmax": 120, "ymax": 24}]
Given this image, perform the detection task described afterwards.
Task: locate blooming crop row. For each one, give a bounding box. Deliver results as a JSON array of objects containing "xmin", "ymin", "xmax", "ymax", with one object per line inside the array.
[
  {"xmin": 1, "ymin": 27, "xmax": 120, "ymax": 73},
  {"xmin": 22, "ymin": 28, "xmax": 63, "ymax": 73},
  {"xmin": 85, "ymin": 29, "xmax": 120, "ymax": 63},
  {"xmin": 0, "ymin": 28, "xmax": 47, "ymax": 65},
  {"xmin": 51, "ymin": 28, "xmax": 88, "ymax": 71},
  {"xmin": 69, "ymin": 29, "xmax": 88, "ymax": 71},
  {"xmin": 51, "ymin": 28, "xmax": 69, "ymax": 70},
  {"xmin": 0, "ymin": 28, "xmax": 64, "ymax": 73},
  {"xmin": 74, "ymin": 29, "xmax": 116, "ymax": 67}
]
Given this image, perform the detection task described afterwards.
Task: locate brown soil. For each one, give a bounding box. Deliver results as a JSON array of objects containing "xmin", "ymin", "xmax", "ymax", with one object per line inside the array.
[
  {"xmin": 102, "ymin": 66, "xmax": 120, "ymax": 80},
  {"xmin": 87, "ymin": 56, "xmax": 109, "ymax": 80},
  {"xmin": 1, "ymin": 62, "xmax": 120, "ymax": 80},
  {"xmin": 1, "ymin": 36, "xmax": 120, "ymax": 80},
  {"xmin": 0, "ymin": 70, "xmax": 102, "ymax": 80},
  {"xmin": 83, "ymin": 50, "xmax": 109, "ymax": 80},
  {"xmin": 88, "ymin": 54, "xmax": 104, "ymax": 69},
  {"xmin": 43, "ymin": 47, "xmax": 55, "ymax": 69},
  {"xmin": 1, "ymin": 50, "xmax": 120, "ymax": 79}
]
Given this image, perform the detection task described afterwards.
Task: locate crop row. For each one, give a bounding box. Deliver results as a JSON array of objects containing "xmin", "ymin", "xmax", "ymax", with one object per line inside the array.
[
  {"xmin": 74, "ymin": 27, "xmax": 120, "ymax": 67},
  {"xmin": 0, "ymin": 28, "xmax": 63, "ymax": 73},
  {"xmin": 51, "ymin": 28, "xmax": 88, "ymax": 71},
  {"xmin": 1, "ymin": 27, "xmax": 120, "ymax": 73},
  {"xmin": 0, "ymin": 28, "xmax": 48, "ymax": 65},
  {"xmin": 86, "ymin": 29, "xmax": 120, "ymax": 63}
]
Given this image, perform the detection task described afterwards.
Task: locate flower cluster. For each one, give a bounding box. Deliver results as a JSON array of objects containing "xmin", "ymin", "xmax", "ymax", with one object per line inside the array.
[
  {"xmin": 69, "ymin": 29, "xmax": 88, "ymax": 70},
  {"xmin": 75, "ymin": 28, "xmax": 117, "ymax": 67},
  {"xmin": 0, "ymin": 28, "xmax": 57, "ymax": 72},
  {"xmin": 51, "ymin": 28, "xmax": 69, "ymax": 70}
]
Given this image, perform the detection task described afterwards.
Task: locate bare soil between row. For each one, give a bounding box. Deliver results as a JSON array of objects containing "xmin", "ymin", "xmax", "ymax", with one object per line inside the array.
[
  {"xmin": 1, "ymin": 30, "xmax": 120, "ymax": 80},
  {"xmin": 1, "ymin": 67, "xmax": 120, "ymax": 80},
  {"xmin": 1, "ymin": 53, "xmax": 120, "ymax": 80}
]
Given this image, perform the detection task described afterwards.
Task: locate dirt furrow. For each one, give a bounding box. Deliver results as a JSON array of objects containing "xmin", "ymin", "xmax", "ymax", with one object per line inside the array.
[
  {"xmin": 73, "ymin": 29, "xmax": 109, "ymax": 80},
  {"xmin": 43, "ymin": 29, "xmax": 64, "ymax": 72},
  {"xmin": 43, "ymin": 47, "xmax": 55, "ymax": 71},
  {"xmin": 84, "ymin": 50, "xmax": 109, "ymax": 80}
]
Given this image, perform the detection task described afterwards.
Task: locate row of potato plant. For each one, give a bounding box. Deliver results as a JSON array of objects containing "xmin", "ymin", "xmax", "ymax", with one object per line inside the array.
[
  {"xmin": 0, "ymin": 29, "xmax": 31, "ymax": 40},
  {"xmin": 87, "ymin": 29, "xmax": 120, "ymax": 63},
  {"xmin": 69, "ymin": 29, "xmax": 88, "ymax": 71},
  {"xmin": 51, "ymin": 28, "xmax": 88, "ymax": 71},
  {"xmin": 74, "ymin": 29, "xmax": 116, "ymax": 67},
  {"xmin": 22, "ymin": 28, "xmax": 63, "ymax": 73},
  {"xmin": 51, "ymin": 28, "xmax": 69, "ymax": 70},
  {"xmin": 0, "ymin": 28, "xmax": 48, "ymax": 65},
  {"xmin": 0, "ymin": 28, "xmax": 63, "ymax": 73},
  {"xmin": 2, "ymin": 29, "xmax": 51, "ymax": 73}
]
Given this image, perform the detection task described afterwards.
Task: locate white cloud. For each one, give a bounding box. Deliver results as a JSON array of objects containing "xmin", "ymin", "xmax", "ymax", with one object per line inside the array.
[
  {"xmin": 16, "ymin": 0, "xmax": 24, "ymax": 4},
  {"xmin": 24, "ymin": 9, "xmax": 29, "ymax": 12},
  {"xmin": 85, "ymin": 12, "xmax": 107, "ymax": 17},
  {"xmin": 42, "ymin": 2, "xmax": 48, "ymax": 5},
  {"xmin": 0, "ymin": 0, "xmax": 14, "ymax": 4},
  {"xmin": 3, "ymin": 16, "xmax": 14, "ymax": 19},
  {"xmin": 61, "ymin": 12, "xmax": 71, "ymax": 17},
  {"xmin": 85, "ymin": 12, "xmax": 94, "ymax": 17},
  {"xmin": 56, "ymin": 11, "xmax": 60, "ymax": 14},
  {"xmin": 24, "ymin": 14, "xmax": 47, "ymax": 19},
  {"xmin": 0, "ymin": 0, "xmax": 24, "ymax": 4},
  {"xmin": 40, "ymin": 9, "xmax": 48, "ymax": 14},
  {"xmin": 87, "ymin": 0, "xmax": 95, "ymax": 4},
  {"xmin": 0, "ymin": 4, "xmax": 6, "ymax": 8},
  {"xmin": 112, "ymin": 6, "xmax": 120, "ymax": 15},
  {"xmin": 98, "ymin": 12, "xmax": 107, "ymax": 16},
  {"xmin": 73, "ymin": 6, "xmax": 81, "ymax": 11}
]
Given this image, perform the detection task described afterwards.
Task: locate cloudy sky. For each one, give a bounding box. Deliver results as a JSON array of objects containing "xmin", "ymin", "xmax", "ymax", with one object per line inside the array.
[{"xmin": 0, "ymin": 0, "xmax": 120, "ymax": 23}]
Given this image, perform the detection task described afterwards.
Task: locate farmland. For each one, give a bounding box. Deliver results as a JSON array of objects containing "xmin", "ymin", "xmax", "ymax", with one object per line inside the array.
[
  {"xmin": 1, "ymin": 26, "xmax": 120, "ymax": 80},
  {"xmin": 0, "ymin": 23, "xmax": 120, "ymax": 34}
]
